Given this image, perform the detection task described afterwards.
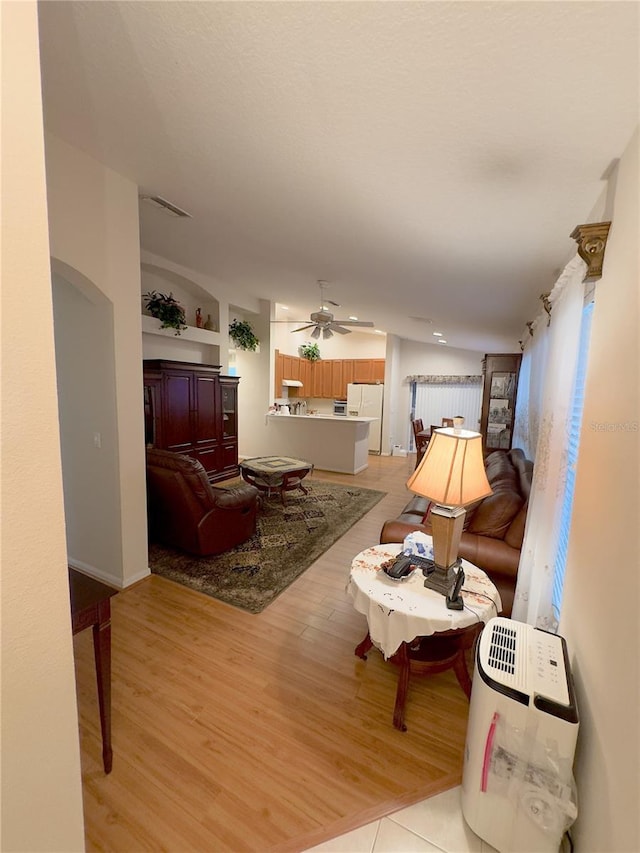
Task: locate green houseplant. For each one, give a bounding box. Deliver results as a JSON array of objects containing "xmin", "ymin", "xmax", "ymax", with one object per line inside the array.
[
  {"xmin": 143, "ymin": 290, "xmax": 188, "ymax": 336},
  {"xmin": 229, "ymin": 319, "xmax": 259, "ymax": 351},
  {"xmin": 299, "ymin": 341, "xmax": 321, "ymax": 361}
]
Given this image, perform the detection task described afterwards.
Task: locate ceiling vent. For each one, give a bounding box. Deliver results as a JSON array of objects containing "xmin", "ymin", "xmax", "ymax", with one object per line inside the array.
[{"xmin": 139, "ymin": 194, "xmax": 192, "ymax": 218}]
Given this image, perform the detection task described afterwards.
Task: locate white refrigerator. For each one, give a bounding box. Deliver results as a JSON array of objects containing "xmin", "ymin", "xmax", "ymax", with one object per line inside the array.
[{"xmin": 347, "ymin": 383, "xmax": 384, "ymax": 453}]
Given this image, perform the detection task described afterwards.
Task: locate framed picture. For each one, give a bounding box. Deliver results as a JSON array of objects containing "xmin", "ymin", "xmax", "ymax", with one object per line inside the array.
[
  {"xmin": 489, "ymin": 399, "xmax": 512, "ymax": 424},
  {"xmin": 490, "ymin": 372, "xmax": 516, "ymax": 399}
]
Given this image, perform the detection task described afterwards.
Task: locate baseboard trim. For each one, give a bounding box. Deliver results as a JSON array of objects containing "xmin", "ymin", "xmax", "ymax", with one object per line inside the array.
[{"xmin": 67, "ymin": 558, "xmax": 150, "ymax": 589}]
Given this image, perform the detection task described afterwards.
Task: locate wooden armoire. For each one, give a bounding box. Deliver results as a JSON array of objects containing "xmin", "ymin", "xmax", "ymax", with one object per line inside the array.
[{"xmin": 143, "ymin": 360, "xmax": 239, "ymax": 482}]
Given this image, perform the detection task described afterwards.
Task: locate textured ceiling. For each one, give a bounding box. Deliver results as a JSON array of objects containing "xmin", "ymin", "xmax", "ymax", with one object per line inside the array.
[{"xmin": 37, "ymin": 1, "xmax": 638, "ymax": 352}]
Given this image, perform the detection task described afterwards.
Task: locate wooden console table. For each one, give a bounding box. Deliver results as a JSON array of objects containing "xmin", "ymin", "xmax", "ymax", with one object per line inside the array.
[{"xmin": 68, "ymin": 568, "xmax": 118, "ymax": 773}]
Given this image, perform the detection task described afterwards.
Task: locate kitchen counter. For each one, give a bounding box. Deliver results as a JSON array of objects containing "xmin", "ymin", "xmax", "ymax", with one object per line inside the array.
[
  {"xmin": 265, "ymin": 413, "xmax": 378, "ymax": 474},
  {"xmin": 271, "ymin": 413, "xmax": 377, "ymax": 422}
]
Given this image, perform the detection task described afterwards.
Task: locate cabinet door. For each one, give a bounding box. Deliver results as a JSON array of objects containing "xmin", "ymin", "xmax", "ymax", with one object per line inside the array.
[
  {"xmin": 342, "ymin": 360, "xmax": 355, "ymax": 396},
  {"xmin": 331, "ymin": 361, "xmax": 344, "ymax": 398},
  {"xmin": 310, "ymin": 361, "xmax": 323, "ymax": 397},
  {"xmin": 298, "ymin": 358, "xmax": 311, "ymax": 395},
  {"xmin": 219, "ymin": 377, "xmax": 238, "ymax": 441},
  {"xmin": 274, "ymin": 350, "xmax": 284, "ymax": 398},
  {"xmin": 162, "ymin": 371, "xmax": 194, "ymax": 452},
  {"xmin": 353, "ymin": 359, "xmax": 374, "ymax": 383},
  {"xmin": 192, "ymin": 373, "xmax": 220, "ymax": 475},
  {"xmin": 217, "ymin": 377, "xmax": 239, "ymax": 478},
  {"xmin": 193, "ymin": 374, "xmax": 219, "ymax": 444},
  {"xmin": 143, "ymin": 377, "xmax": 162, "ymax": 447},
  {"xmin": 320, "ymin": 361, "xmax": 333, "ymax": 397},
  {"xmin": 282, "ymin": 355, "xmax": 300, "ymax": 381},
  {"xmin": 372, "ymin": 360, "xmax": 385, "ymax": 384}
]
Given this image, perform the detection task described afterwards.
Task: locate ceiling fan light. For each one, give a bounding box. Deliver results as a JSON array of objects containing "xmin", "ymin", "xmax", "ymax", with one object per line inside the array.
[
  {"xmin": 311, "ymin": 326, "xmax": 321, "ymax": 339},
  {"xmin": 323, "ymin": 327, "xmax": 333, "ymax": 339}
]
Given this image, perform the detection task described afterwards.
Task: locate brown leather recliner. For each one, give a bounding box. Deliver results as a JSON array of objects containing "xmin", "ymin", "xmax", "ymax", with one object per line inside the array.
[{"xmin": 146, "ymin": 448, "xmax": 259, "ymax": 556}]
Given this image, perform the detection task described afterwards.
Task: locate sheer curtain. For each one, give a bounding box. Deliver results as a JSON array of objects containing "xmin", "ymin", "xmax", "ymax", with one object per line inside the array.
[{"xmin": 512, "ymin": 254, "xmax": 588, "ymax": 629}]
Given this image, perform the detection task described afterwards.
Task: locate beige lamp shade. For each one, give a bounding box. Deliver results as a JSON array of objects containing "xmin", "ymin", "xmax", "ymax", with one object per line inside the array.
[{"xmin": 406, "ymin": 428, "xmax": 492, "ymax": 507}]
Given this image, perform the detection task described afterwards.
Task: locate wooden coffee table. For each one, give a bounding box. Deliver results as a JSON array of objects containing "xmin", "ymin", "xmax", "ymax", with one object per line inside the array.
[{"xmin": 239, "ymin": 456, "xmax": 314, "ymax": 504}]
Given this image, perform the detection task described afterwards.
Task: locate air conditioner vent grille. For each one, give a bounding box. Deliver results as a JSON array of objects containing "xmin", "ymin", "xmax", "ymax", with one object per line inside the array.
[
  {"xmin": 487, "ymin": 623, "xmax": 517, "ymax": 674},
  {"xmin": 140, "ymin": 194, "xmax": 192, "ymax": 218}
]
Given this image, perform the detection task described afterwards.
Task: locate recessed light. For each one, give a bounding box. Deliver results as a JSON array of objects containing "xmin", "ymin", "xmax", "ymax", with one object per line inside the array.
[
  {"xmin": 280, "ymin": 305, "xmax": 289, "ymax": 310},
  {"xmin": 348, "ymin": 316, "xmax": 358, "ymax": 321},
  {"xmin": 374, "ymin": 329, "xmax": 384, "ymax": 334},
  {"xmin": 438, "ymin": 339, "xmax": 447, "ymax": 344},
  {"xmin": 433, "ymin": 331, "xmax": 443, "ymax": 337}
]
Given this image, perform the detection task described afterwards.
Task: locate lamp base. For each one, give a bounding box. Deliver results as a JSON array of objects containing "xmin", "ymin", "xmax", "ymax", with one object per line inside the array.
[{"xmin": 423, "ymin": 559, "xmax": 460, "ymax": 596}]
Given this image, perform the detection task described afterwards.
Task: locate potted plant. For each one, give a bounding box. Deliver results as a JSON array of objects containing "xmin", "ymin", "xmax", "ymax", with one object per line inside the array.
[
  {"xmin": 229, "ymin": 319, "xmax": 259, "ymax": 351},
  {"xmin": 299, "ymin": 341, "xmax": 321, "ymax": 361},
  {"xmin": 143, "ymin": 290, "xmax": 188, "ymax": 336}
]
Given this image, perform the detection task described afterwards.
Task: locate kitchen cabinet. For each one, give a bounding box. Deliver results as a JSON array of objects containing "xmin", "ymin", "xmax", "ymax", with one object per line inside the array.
[
  {"xmin": 352, "ymin": 358, "xmax": 386, "ymax": 384},
  {"xmin": 479, "ymin": 353, "xmax": 522, "ymax": 455},
  {"xmin": 274, "ymin": 350, "xmax": 386, "ymax": 399},
  {"xmin": 143, "ymin": 359, "xmax": 239, "ymax": 482}
]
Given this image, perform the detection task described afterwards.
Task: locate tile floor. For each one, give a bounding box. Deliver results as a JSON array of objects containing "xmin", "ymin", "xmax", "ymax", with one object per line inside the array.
[{"xmin": 305, "ymin": 786, "xmax": 498, "ymax": 853}]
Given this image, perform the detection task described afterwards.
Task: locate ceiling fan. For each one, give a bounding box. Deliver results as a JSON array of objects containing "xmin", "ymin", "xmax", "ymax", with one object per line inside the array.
[{"xmin": 274, "ymin": 281, "xmax": 375, "ymax": 339}]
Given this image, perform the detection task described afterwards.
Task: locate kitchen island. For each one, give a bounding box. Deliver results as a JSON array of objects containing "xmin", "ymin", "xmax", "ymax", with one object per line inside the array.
[{"xmin": 265, "ymin": 414, "xmax": 378, "ymax": 474}]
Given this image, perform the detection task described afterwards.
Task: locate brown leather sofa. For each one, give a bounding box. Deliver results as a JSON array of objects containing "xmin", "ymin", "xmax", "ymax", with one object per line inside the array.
[
  {"xmin": 380, "ymin": 449, "xmax": 533, "ymax": 616},
  {"xmin": 146, "ymin": 448, "xmax": 259, "ymax": 556}
]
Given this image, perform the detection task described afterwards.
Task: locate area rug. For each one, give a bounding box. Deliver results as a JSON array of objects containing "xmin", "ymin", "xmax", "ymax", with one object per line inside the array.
[{"xmin": 148, "ymin": 481, "xmax": 386, "ymax": 613}]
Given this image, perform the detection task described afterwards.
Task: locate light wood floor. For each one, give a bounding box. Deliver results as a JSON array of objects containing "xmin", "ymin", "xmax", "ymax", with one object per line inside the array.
[{"xmin": 73, "ymin": 454, "xmax": 472, "ymax": 852}]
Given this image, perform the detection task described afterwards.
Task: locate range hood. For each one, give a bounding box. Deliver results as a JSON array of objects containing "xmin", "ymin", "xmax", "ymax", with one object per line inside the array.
[{"xmin": 282, "ymin": 379, "xmax": 303, "ymax": 387}]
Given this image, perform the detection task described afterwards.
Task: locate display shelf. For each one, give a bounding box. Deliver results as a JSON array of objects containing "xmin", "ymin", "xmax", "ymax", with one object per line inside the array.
[{"xmin": 141, "ymin": 314, "xmax": 222, "ymax": 345}]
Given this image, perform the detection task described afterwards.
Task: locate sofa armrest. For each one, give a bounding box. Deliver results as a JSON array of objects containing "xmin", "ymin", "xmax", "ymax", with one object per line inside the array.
[{"xmin": 380, "ymin": 518, "xmax": 430, "ymax": 545}]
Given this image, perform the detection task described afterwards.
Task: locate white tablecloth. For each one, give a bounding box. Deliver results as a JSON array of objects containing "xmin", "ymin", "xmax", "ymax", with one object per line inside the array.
[{"xmin": 346, "ymin": 543, "xmax": 502, "ymax": 659}]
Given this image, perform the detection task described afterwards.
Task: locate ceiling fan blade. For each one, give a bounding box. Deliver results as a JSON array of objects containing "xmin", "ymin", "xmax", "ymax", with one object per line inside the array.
[
  {"xmin": 329, "ymin": 323, "xmax": 350, "ymax": 335},
  {"xmin": 291, "ymin": 324, "xmax": 316, "ymax": 333},
  {"xmin": 333, "ymin": 320, "xmax": 375, "ymax": 327}
]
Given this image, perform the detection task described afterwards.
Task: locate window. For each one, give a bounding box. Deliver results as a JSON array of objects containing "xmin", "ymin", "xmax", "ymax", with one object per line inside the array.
[{"xmin": 551, "ymin": 300, "xmax": 594, "ymax": 621}]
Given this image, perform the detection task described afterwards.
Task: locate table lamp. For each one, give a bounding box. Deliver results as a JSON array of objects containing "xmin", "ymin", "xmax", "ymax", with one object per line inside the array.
[{"xmin": 406, "ymin": 428, "xmax": 493, "ymax": 595}]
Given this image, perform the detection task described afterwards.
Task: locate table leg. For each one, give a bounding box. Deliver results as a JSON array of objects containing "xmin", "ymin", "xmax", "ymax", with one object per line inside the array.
[
  {"xmin": 392, "ymin": 643, "xmax": 410, "ymax": 732},
  {"xmin": 92, "ymin": 606, "xmax": 113, "ymax": 774},
  {"xmin": 452, "ymin": 650, "xmax": 473, "ymax": 700},
  {"xmin": 354, "ymin": 632, "xmax": 373, "ymax": 660}
]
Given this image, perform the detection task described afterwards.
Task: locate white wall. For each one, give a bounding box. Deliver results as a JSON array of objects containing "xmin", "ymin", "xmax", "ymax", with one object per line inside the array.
[
  {"xmin": 52, "ymin": 271, "xmax": 122, "ymax": 581},
  {"xmin": 1, "ymin": 3, "xmax": 85, "ymax": 848},
  {"xmin": 232, "ymin": 302, "xmax": 275, "ymax": 459},
  {"xmin": 273, "ymin": 323, "xmax": 387, "ymax": 359},
  {"xmin": 561, "ymin": 127, "xmax": 639, "ymax": 852},
  {"xmin": 45, "ymin": 133, "xmax": 149, "ymax": 587}
]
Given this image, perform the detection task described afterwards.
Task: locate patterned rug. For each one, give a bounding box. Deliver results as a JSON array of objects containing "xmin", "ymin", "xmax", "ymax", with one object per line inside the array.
[{"xmin": 148, "ymin": 480, "xmax": 386, "ymax": 613}]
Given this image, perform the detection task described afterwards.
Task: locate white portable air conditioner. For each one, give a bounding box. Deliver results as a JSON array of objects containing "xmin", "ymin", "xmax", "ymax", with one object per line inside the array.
[{"xmin": 461, "ymin": 617, "xmax": 579, "ymax": 853}]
